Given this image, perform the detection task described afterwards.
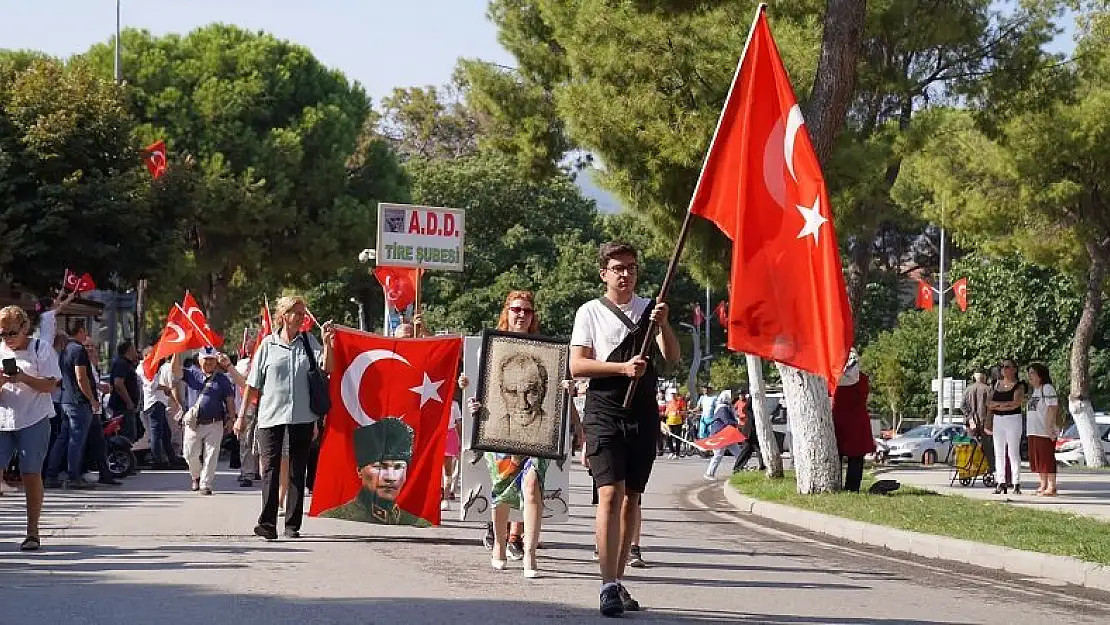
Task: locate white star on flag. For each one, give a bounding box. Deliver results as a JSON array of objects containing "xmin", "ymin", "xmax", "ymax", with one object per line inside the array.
[
  {"xmin": 795, "ymin": 196, "xmax": 828, "ymax": 245},
  {"xmin": 409, "ymin": 373, "xmax": 445, "ymax": 408}
]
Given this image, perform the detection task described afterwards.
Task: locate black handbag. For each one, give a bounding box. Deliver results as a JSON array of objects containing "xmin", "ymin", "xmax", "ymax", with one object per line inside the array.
[{"xmin": 300, "ymin": 332, "xmax": 331, "ymax": 418}]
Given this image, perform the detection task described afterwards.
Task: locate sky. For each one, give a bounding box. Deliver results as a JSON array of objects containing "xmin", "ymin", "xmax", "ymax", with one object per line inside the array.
[{"xmin": 0, "ymin": 0, "xmax": 516, "ymax": 106}]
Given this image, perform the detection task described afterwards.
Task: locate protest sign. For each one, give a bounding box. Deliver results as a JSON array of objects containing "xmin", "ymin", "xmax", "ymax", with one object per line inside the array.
[{"xmin": 376, "ymin": 203, "xmax": 465, "ymax": 272}]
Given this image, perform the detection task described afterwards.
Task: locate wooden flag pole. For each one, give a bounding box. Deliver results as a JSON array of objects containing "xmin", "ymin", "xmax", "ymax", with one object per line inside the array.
[
  {"xmin": 412, "ymin": 267, "xmax": 424, "ymax": 336},
  {"xmin": 621, "ymin": 210, "xmax": 696, "ymax": 408},
  {"xmin": 621, "ymin": 3, "xmax": 766, "ymax": 409}
]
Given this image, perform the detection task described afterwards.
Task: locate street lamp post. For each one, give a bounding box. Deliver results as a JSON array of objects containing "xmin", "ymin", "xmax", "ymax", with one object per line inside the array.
[{"xmin": 114, "ymin": 0, "xmax": 122, "ymax": 85}]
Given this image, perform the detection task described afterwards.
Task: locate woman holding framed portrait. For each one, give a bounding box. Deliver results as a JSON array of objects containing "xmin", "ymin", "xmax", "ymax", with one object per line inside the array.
[{"xmin": 467, "ymin": 290, "xmax": 583, "ymax": 579}]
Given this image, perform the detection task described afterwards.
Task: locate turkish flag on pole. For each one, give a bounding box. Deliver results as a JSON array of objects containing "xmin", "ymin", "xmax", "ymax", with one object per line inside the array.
[
  {"xmin": 309, "ymin": 328, "xmax": 462, "ymax": 526},
  {"xmin": 952, "ymin": 278, "xmax": 969, "ymax": 311},
  {"xmin": 143, "ymin": 305, "xmax": 206, "ymax": 378},
  {"xmin": 696, "ymin": 425, "xmax": 746, "ymax": 450},
  {"xmin": 373, "ymin": 266, "xmax": 419, "ymax": 312},
  {"xmin": 687, "ymin": 6, "xmax": 853, "ymax": 391},
  {"xmin": 181, "ymin": 291, "xmax": 224, "ymax": 347},
  {"xmin": 142, "ymin": 140, "xmax": 168, "ymax": 180},
  {"xmin": 693, "ymin": 304, "xmax": 705, "ymax": 328},
  {"xmin": 915, "ymin": 279, "xmax": 935, "ymax": 310},
  {"xmin": 62, "ymin": 269, "xmax": 96, "ymax": 294}
]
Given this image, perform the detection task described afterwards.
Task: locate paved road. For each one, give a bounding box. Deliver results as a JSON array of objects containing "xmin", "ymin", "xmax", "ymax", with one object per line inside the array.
[{"xmin": 2, "ymin": 458, "xmax": 1110, "ymax": 624}]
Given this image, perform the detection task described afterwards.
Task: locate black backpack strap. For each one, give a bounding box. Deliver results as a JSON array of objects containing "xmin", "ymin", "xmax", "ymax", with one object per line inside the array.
[
  {"xmin": 595, "ymin": 297, "xmax": 637, "ymax": 332},
  {"xmin": 300, "ymin": 332, "xmax": 320, "ymax": 373}
]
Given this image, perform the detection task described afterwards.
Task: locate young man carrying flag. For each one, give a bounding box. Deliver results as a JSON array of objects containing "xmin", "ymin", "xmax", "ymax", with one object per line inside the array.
[{"xmin": 570, "ymin": 241, "xmax": 680, "ymax": 617}]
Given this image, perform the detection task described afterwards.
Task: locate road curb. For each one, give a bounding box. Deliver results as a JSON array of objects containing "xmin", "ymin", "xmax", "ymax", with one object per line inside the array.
[{"xmin": 720, "ymin": 482, "xmax": 1110, "ymax": 593}]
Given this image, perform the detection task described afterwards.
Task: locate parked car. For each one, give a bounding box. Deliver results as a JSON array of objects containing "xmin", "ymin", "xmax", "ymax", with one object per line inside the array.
[
  {"xmin": 885, "ymin": 424, "xmax": 966, "ymax": 465},
  {"xmin": 1054, "ymin": 422, "xmax": 1110, "ymax": 466}
]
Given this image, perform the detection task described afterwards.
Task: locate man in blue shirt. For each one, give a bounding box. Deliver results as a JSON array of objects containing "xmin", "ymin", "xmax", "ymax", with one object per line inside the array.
[
  {"xmin": 171, "ymin": 347, "xmax": 236, "ymax": 495},
  {"xmin": 44, "ymin": 321, "xmax": 100, "ymax": 489}
]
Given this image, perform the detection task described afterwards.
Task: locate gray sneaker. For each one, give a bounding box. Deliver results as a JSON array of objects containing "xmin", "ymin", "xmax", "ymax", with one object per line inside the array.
[
  {"xmin": 506, "ymin": 536, "xmax": 525, "ymax": 561},
  {"xmin": 64, "ymin": 478, "xmax": 97, "ymax": 490},
  {"xmin": 628, "ymin": 545, "xmax": 647, "ymax": 568}
]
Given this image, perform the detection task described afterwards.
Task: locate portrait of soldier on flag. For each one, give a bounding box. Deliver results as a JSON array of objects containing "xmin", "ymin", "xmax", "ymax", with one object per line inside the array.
[{"xmin": 319, "ymin": 418, "xmax": 431, "ymax": 527}]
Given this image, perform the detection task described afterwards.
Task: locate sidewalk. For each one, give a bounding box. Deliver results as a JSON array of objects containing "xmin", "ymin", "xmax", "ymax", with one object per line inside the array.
[{"xmin": 879, "ymin": 465, "xmax": 1110, "ymax": 522}]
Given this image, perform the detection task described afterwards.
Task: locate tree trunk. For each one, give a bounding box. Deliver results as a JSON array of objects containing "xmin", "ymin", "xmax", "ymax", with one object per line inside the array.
[
  {"xmin": 1069, "ymin": 240, "xmax": 1108, "ymax": 467},
  {"xmin": 777, "ymin": 363, "xmax": 841, "ymax": 493},
  {"xmin": 746, "ymin": 354, "xmax": 783, "ymax": 477},
  {"xmin": 776, "ymin": 0, "xmax": 865, "ymax": 494},
  {"xmin": 803, "ymin": 0, "xmax": 867, "ymax": 165},
  {"xmin": 204, "ymin": 271, "xmax": 231, "ymax": 333},
  {"xmin": 846, "ymin": 231, "xmax": 875, "ymax": 318}
]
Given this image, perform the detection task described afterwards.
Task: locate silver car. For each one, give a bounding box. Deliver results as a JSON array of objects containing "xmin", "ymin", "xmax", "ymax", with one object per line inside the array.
[{"xmin": 886, "ymin": 425, "xmax": 966, "ymax": 465}]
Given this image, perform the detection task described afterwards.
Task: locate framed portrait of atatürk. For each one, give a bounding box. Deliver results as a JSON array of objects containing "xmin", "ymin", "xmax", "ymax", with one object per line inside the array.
[{"xmin": 471, "ymin": 329, "xmax": 570, "ymax": 460}]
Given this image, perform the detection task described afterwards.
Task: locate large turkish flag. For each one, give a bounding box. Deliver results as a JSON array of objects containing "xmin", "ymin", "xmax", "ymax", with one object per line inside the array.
[
  {"xmin": 689, "ymin": 7, "xmax": 853, "ymax": 392},
  {"xmin": 309, "ymin": 328, "xmax": 462, "ymax": 525}
]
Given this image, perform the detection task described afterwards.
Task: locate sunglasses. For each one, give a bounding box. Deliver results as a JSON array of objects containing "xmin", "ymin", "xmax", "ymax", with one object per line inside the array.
[{"xmin": 509, "ymin": 306, "xmax": 534, "ymax": 315}]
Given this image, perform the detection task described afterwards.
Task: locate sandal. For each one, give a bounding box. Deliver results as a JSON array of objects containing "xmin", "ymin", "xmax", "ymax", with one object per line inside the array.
[{"xmin": 20, "ymin": 536, "xmax": 40, "ymax": 551}]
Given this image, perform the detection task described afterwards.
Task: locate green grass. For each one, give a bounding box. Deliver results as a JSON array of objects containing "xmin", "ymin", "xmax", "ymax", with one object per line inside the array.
[{"xmin": 729, "ymin": 471, "xmax": 1110, "ymax": 566}]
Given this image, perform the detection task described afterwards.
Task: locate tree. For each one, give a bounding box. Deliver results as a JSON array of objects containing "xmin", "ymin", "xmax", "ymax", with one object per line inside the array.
[
  {"xmin": 0, "ymin": 54, "xmax": 176, "ymax": 294},
  {"xmin": 81, "ymin": 26, "xmax": 407, "ymax": 328},
  {"xmin": 707, "ymin": 353, "xmax": 747, "ymax": 392},
  {"xmin": 378, "ymin": 84, "xmax": 479, "ymax": 161},
  {"xmin": 893, "ymin": 5, "xmax": 1110, "ymax": 463}
]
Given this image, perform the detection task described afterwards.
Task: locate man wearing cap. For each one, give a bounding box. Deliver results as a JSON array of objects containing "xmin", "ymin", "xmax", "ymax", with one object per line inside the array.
[
  {"xmin": 170, "ymin": 348, "xmax": 236, "ymax": 495},
  {"xmin": 320, "ymin": 417, "xmax": 430, "ymax": 526}
]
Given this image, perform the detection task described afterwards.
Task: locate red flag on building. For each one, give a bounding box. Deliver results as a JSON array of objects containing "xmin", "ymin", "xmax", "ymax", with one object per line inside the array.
[
  {"xmin": 714, "ymin": 301, "xmax": 728, "ymax": 327},
  {"xmin": 143, "ymin": 305, "xmax": 206, "ymax": 378},
  {"xmin": 142, "ymin": 140, "xmax": 168, "ymax": 180},
  {"xmin": 309, "ymin": 329, "xmax": 462, "ymax": 526},
  {"xmin": 696, "ymin": 425, "xmax": 746, "ymax": 450},
  {"xmin": 686, "ymin": 7, "xmax": 853, "ymax": 391},
  {"xmin": 373, "ymin": 266, "xmax": 419, "ymax": 311},
  {"xmin": 915, "ymin": 279, "xmax": 935, "ymax": 311},
  {"xmin": 62, "ymin": 269, "xmax": 96, "ymax": 294},
  {"xmin": 693, "ymin": 304, "xmax": 705, "ymax": 328},
  {"xmin": 181, "ymin": 291, "xmax": 224, "ymax": 347},
  {"xmin": 952, "ymin": 278, "xmax": 969, "ymax": 311}
]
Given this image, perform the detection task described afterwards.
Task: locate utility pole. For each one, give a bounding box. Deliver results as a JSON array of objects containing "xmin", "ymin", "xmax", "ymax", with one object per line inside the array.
[
  {"xmin": 114, "ymin": 1, "xmax": 122, "ymax": 84},
  {"xmin": 936, "ymin": 202, "xmax": 947, "ymax": 424}
]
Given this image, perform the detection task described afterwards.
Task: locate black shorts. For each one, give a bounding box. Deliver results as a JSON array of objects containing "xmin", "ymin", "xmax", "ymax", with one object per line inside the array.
[{"xmin": 583, "ymin": 413, "xmax": 658, "ymax": 494}]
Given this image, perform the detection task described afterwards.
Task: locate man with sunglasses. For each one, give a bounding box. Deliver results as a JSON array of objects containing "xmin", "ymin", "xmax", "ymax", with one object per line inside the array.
[{"xmin": 570, "ymin": 241, "xmax": 680, "ymax": 617}]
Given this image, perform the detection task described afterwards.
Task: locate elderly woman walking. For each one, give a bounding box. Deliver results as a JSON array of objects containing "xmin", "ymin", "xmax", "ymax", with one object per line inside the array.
[
  {"xmin": 235, "ymin": 295, "xmax": 333, "ymax": 540},
  {"xmin": 0, "ymin": 306, "xmax": 62, "ymax": 551}
]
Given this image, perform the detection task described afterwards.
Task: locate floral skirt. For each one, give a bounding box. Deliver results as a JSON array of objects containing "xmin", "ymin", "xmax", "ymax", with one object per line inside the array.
[{"xmin": 486, "ymin": 452, "xmax": 548, "ymax": 510}]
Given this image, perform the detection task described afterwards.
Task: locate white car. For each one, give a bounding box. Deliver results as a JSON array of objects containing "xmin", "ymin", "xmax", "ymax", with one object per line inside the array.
[
  {"xmin": 1054, "ymin": 423, "xmax": 1110, "ymax": 466},
  {"xmin": 885, "ymin": 424, "xmax": 966, "ymax": 465}
]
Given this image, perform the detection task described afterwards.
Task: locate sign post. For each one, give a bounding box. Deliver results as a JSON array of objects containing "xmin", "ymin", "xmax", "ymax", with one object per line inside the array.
[
  {"xmin": 376, "ymin": 203, "xmax": 466, "ymax": 273},
  {"xmin": 376, "ymin": 203, "xmax": 465, "ymax": 335}
]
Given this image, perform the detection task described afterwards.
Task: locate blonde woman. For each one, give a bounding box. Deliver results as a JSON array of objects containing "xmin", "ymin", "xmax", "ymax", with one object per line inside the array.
[
  {"xmin": 0, "ymin": 306, "xmax": 62, "ymax": 551},
  {"xmin": 235, "ymin": 295, "xmax": 334, "ymax": 540}
]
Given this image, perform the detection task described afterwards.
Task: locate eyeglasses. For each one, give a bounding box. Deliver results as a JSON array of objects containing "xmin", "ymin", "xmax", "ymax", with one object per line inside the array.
[
  {"xmin": 606, "ymin": 264, "xmax": 638, "ymax": 276},
  {"xmin": 509, "ymin": 306, "xmax": 534, "ymax": 315},
  {"xmin": 0, "ymin": 330, "xmax": 21, "ymax": 338}
]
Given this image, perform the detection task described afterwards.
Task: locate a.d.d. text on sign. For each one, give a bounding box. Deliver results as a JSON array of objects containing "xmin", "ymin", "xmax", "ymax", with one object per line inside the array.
[{"xmin": 376, "ymin": 203, "xmax": 465, "ymax": 272}]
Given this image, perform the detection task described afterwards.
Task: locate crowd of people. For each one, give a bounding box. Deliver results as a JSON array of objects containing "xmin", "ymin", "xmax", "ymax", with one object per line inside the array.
[
  {"xmin": 961, "ymin": 359, "xmax": 1061, "ymax": 496},
  {"xmin": 0, "ymin": 241, "xmax": 687, "ymax": 617}
]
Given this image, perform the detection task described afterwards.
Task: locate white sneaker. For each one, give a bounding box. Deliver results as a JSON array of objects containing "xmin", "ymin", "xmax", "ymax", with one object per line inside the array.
[
  {"xmin": 703, "ymin": 474, "xmax": 716, "ymax": 481},
  {"xmin": 440, "ymin": 499, "xmax": 450, "ymax": 511}
]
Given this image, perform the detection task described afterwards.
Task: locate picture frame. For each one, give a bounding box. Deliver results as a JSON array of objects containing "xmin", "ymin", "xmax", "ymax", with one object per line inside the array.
[{"xmin": 471, "ymin": 329, "xmax": 570, "ymax": 460}]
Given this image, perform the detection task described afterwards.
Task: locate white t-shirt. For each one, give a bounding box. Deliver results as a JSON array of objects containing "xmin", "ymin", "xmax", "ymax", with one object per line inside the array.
[
  {"xmin": 234, "ymin": 358, "xmax": 251, "ymax": 410},
  {"xmin": 1027, "ymin": 383, "xmax": 1059, "ymax": 439},
  {"xmin": 697, "ymin": 395, "xmax": 716, "ymax": 422},
  {"xmin": 140, "ymin": 362, "xmax": 173, "ymax": 410},
  {"xmin": 569, "ymin": 295, "xmax": 652, "ymax": 362},
  {"xmin": 451, "ymin": 401, "xmax": 462, "ymax": 425},
  {"xmin": 0, "ymin": 338, "xmax": 63, "ymax": 430}
]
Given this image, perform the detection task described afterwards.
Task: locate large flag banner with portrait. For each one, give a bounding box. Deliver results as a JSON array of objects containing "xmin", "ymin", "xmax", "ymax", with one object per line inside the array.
[
  {"xmin": 458, "ymin": 336, "xmax": 571, "ymax": 524},
  {"xmin": 310, "ymin": 328, "xmax": 462, "ymax": 526}
]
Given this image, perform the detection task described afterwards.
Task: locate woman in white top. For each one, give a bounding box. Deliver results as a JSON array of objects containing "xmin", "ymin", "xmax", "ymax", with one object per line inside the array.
[
  {"xmin": 0, "ymin": 306, "xmax": 63, "ymax": 551},
  {"xmin": 1026, "ymin": 363, "xmax": 1060, "ymax": 496}
]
